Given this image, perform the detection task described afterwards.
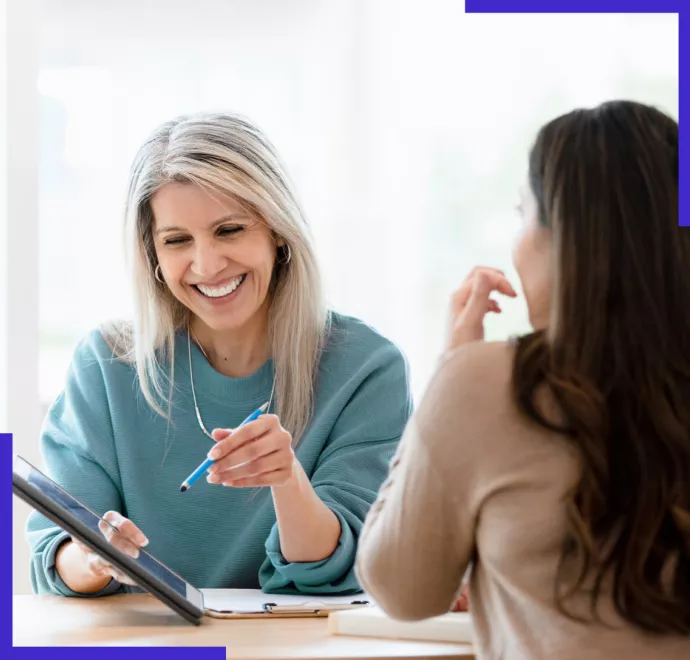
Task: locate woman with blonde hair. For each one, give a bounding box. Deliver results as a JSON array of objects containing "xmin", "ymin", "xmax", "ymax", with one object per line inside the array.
[
  {"xmin": 27, "ymin": 112, "xmax": 412, "ymax": 596},
  {"xmin": 356, "ymin": 100, "xmax": 690, "ymax": 658}
]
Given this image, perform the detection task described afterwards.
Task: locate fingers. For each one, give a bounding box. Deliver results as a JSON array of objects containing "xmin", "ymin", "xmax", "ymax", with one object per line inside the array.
[
  {"xmin": 207, "ymin": 415, "xmax": 279, "ymax": 461},
  {"xmin": 209, "ymin": 448, "xmax": 294, "ymax": 484},
  {"xmin": 204, "ymin": 415, "xmax": 295, "ymax": 488},
  {"xmin": 222, "ymin": 466, "xmax": 294, "ymax": 488},
  {"xmin": 74, "ymin": 540, "xmax": 138, "ymax": 586},
  {"xmin": 204, "ymin": 416, "xmax": 295, "ymax": 488},
  {"xmin": 97, "ymin": 520, "xmax": 140, "ymax": 558},
  {"xmin": 102, "ymin": 511, "xmax": 149, "ymax": 546},
  {"xmin": 99, "ymin": 511, "xmax": 149, "ymax": 558},
  {"xmin": 450, "ymin": 583, "xmax": 470, "ymax": 612},
  {"xmin": 85, "ymin": 551, "xmax": 111, "ymax": 577},
  {"xmin": 462, "ymin": 273, "xmax": 493, "ymax": 327},
  {"xmin": 85, "ymin": 552, "xmax": 137, "ymax": 586},
  {"xmin": 485, "ymin": 268, "xmax": 518, "ymax": 297},
  {"xmin": 72, "ymin": 512, "xmax": 147, "ymax": 588},
  {"xmin": 450, "ymin": 594, "xmax": 469, "ymax": 612},
  {"xmin": 451, "ymin": 267, "xmax": 517, "ymax": 313},
  {"xmin": 108, "ymin": 566, "xmax": 138, "ymax": 586},
  {"xmin": 446, "ymin": 267, "xmax": 510, "ymax": 349},
  {"xmin": 211, "ymin": 428, "xmax": 232, "ymax": 442},
  {"xmin": 470, "ymin": 268, "xmax": 516, "ymax": 299},
  {"xmin": 208, "ymin": 432, "xmax": 283, "ymax": 475}
]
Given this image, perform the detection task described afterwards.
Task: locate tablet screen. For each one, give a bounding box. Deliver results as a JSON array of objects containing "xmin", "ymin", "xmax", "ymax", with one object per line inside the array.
[{"xmin": 15, "ymin": 456, "xmax": 202, "ymax": 611}]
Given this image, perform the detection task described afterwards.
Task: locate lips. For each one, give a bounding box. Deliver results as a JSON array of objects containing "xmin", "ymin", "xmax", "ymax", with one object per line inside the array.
[{"xmin": 193, "ymin": 274, "xmax": 247, "ymax": 299}]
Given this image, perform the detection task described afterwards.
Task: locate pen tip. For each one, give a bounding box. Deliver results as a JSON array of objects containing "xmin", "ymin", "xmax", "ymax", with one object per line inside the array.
[{"xmin": 180, "ymin": 484, "xmax": 188, "ymax": 493}]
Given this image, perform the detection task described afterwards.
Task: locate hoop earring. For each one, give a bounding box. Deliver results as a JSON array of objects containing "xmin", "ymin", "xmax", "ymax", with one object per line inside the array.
[
  {"xmin": 155, "ymin": 264, "xmax": 165, "ymax": 283},
  {"xmin": 280, "ymin": 244, "xmax": 292, "ymax": 265}
]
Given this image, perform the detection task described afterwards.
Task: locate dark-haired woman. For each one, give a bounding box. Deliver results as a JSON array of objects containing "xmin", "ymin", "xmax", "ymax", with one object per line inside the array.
[{"xmin": 355, "ymin": 100, "xmax": 689, "ymax": 659}]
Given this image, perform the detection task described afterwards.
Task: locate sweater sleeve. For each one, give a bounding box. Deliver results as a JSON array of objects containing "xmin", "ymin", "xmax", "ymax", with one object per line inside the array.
[
  {"xmin": 355, "ymin": 343, "xmax": 495, "ymax": 620},
  {"xmin": 259, "ymin": 342, "xmax": 413, "ymax": 594},
  {"xmin": 26, "ymin": 331, "xmax": 126, "ymax": 597}
]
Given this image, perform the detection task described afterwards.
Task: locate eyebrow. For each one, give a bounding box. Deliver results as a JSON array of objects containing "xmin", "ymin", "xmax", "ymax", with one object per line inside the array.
[{"xmin": 154, "ymin": 214, "xmax": 249, "ymax": 235}]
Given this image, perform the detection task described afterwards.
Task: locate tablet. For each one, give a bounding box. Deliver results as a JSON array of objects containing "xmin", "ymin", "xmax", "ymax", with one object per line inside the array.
[{"xmin": 13, "ymin": 454, "xmax": 205, "ymax": 626}]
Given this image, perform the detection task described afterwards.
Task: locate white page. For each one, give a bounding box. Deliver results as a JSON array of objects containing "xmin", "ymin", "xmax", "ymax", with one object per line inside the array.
[
  {"xmin": 200, "ymin": 588, "xmax": 372, "ymax": 613},
  {"xmin": 329, "ymin": 607, "xmax": 473, "ymax": 644}
]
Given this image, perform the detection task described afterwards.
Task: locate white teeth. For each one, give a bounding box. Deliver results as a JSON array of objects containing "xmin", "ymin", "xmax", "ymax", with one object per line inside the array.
[{"xmin": 197, "ymin": 275, "xmax": 245, "ymax": 298}]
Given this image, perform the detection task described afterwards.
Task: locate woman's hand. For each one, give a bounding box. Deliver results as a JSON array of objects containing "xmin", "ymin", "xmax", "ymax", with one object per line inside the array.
[
  {"xmin": 206, "ymin": 415, "xmax": 340, "ymax": 562},
  {"xmin": 445, "ymin": 266, "xmax": 518, "ymax": 352},
  {"xmin": 450, "ymin": 583, "xmax": 470, "ymax": 612},
  {"xmin": 64, "ymin": 511, "xmax": 149, "ymax": 588},
  {"xmin": 206, "ymin": 414, "xmax": 297, "ymax": 488}
]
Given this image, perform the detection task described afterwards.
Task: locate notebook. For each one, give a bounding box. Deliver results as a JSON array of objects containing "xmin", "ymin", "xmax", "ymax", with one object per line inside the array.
[
  {"xmin": 328, "ymin": 606, "xmax": 473, "ymax": 643},
  {"xmin": 200, "ymin": 588, "xmax": 374, "ymax": 619}
]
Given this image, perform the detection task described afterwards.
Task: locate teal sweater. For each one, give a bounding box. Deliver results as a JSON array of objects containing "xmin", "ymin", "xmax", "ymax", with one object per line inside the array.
[{"xmin": 26, "ymin": 313, "xmax": 412, "ymax": 596}]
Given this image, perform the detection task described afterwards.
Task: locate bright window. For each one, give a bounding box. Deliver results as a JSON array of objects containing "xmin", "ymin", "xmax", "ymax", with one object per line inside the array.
[{"xmin": 38, "ymin": 2, "xmax": 678, "ymax": 405}]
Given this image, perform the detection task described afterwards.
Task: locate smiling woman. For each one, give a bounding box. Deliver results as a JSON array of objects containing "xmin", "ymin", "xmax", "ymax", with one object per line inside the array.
[
  {"xmin": 151, "ymin": 184, "xmax": 279, "ymax": 377},
  {"xmin": 25, "ymin": 112, "xmax": 413, "ymax": 597}
]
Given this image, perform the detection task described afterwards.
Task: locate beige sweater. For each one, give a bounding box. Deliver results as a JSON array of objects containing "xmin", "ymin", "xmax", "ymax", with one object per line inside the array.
[{"xmin": 355, "ymin": 341, "xmax": 690, "ymax": 660}]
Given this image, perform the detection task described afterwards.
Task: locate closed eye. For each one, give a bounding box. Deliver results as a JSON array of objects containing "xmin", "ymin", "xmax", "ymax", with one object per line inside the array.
[
  {"xmin": 217, "ymin": 225, "xmax": 244, "ymax": 237},
  {"xmin": 161, "ymin": 225, "xmax": 244, "ymax": 246},
  {"xmin": 163, "ymin": 236, "xmax": 190, "ymax": 246}
]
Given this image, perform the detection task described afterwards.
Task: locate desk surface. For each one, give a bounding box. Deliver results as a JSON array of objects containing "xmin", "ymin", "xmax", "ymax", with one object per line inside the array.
[{"xmin": 13, "ymin": 595, "xmax": 475, "ymax": 660}]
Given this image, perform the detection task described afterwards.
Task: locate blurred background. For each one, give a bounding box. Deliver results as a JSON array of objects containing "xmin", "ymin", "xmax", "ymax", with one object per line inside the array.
[{"xmin": 2, "ymin": 0, "xmax": 678, "ymax": 593}]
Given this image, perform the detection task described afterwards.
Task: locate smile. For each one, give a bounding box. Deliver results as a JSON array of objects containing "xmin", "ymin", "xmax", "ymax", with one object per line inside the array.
[{"xmin": 193, "ymin": 274, "xmax": 247, "ymax": 299}]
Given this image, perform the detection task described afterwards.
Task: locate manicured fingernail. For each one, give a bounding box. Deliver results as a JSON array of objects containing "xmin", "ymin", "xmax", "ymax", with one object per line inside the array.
[
  {"xmin": 207, "ymin": 473, "xmax": 219, "ymax": 484},
  {"xmin": 139, "ymin": 536, "xmax": 149, "ymax": 547},
  {"xmin": 208, "ymin": 449, "xmax": 218, "ymax": 460},
  {"xmin": 126, "ymin": 547, "xmax": 139, "ymax": 558}
]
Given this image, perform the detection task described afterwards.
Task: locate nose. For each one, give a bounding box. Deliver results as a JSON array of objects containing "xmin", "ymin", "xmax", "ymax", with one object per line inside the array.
[{"xmin": 191, "ymin": 241, "xmax": 228, "ymax": 281}]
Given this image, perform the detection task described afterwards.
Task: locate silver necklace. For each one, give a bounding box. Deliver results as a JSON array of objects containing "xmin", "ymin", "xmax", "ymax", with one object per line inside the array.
[{"xmin": 187, "ymin": 326, "xmax": 275, "ymax": 440}]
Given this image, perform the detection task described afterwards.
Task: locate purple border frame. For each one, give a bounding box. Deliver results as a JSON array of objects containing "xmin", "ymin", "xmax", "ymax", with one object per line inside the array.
[{"xmin": 5, "ymin": 2, "xmax": 685, "ymax": 657}]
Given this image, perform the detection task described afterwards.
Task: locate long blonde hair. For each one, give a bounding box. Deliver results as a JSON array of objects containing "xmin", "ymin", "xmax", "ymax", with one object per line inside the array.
[{"xmin": 106, "ymin": 112, "xmax": 329, "ymax": 443}]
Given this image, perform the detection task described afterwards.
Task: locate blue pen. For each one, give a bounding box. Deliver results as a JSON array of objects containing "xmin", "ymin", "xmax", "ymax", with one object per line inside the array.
[{"xmin": 180, "ymin": 402, "xmax": 270, "ymax": 492}]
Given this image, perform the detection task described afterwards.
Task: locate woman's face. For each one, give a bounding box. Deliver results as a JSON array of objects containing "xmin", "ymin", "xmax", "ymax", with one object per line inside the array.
[
  {"xmin": 151, "ymin": 182, "xmax": 279, "ymax": 334},
  {"xmin": 512, "ymin": 182, "xmax": 552, "ymax": 330}
]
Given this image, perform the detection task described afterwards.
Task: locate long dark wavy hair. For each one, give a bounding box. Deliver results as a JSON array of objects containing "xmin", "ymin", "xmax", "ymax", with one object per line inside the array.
[{"xmin": 512, "ymin": 100, "xmax": 690, "ymax": 633}]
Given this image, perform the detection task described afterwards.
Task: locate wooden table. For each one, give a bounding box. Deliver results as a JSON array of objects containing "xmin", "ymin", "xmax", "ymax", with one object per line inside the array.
[{"xmin": 13, "ymin": 595, "xmax": 475, "ymax": 659}]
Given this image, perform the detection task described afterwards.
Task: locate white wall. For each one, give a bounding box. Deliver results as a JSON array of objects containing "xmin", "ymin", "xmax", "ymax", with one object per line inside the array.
[{"xmin": 3, "ymin": 0, "xmax": 42, "ymax": 594}]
